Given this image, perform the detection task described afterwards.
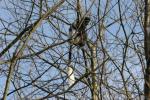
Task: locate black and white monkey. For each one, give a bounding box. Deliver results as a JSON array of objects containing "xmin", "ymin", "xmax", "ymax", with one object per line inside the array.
[
  {"xmin": 67, "ymin": 16, "xmax": 90, "ymax": 86},
  {"xmin": 69, "ymin": 16, "xmax": 90, "ymax": 47}
]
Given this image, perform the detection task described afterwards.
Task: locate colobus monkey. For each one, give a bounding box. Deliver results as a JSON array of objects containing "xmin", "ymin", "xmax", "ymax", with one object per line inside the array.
[
  {"xmin": 67, "ymin": 17, "xmax": 90, "ymax": 86},
  {"xmin": 69, "ymin": 16, "xmax": 90, "ymax": 47}
]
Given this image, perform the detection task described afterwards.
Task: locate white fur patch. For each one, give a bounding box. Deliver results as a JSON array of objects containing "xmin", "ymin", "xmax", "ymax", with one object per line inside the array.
[{"xmin": 67, "ymin": 66, "xmax": 75, "ymax": 86}]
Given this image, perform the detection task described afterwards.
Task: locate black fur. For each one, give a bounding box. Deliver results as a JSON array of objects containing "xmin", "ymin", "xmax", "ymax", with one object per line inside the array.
[{"xmin": 69, "ymin": 16, "xmax": 90, "ymax": 47}]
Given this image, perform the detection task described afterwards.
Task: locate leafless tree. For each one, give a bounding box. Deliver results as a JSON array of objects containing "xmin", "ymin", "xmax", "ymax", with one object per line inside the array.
[{"xmin": 0, "ymin": 0, "xmax": 146, "ymax": 100}]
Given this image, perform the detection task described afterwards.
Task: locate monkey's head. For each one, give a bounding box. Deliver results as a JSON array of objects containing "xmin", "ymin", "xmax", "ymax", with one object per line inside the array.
[{"xmin": 78, "ymin": 17, "xmax": 90, "ymax": 30}]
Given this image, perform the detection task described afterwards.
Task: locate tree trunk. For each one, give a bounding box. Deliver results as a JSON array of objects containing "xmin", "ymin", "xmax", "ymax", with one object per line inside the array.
[
  {"xmin": 144, "ymin": 0, "xmax": 150, "ymax": 99},
  {"xmin": 88, "ymin": 43, "xmax": 98, "ymax": 100}
]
